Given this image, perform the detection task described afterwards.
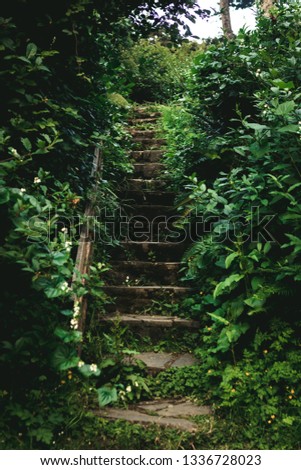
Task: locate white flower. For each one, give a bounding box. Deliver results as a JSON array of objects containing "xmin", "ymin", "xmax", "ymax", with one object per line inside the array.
[
  {"xmin": 78, "ymin": 360, "xmax": 85, "ymax": 368},
  {"xmin": 61, "ymin": 227, "xmax": 68, "ymax": 233},
  {"xmin": 20, "ymin": 188, "xmax": 26, "ymax": 193},
  {"xmin": 70, "ymin": 317, "xmax": 79, "ymax": 329},
  {"xmin": 73, "ymin": 301, "xmax": 80, "ymax": 317},
  {"xmin": 61, "ymin": 281, "xmax": 69, "ymax": 291},
  {"xmin": 134, "ymin": 381, "xmax": 139, "ymax": 387},
  {"xmin": 34, "ymin": 177, "xmax": 41, "ymax": 184},
  {"xmin": 89, "ymin": 363, "xmax": 98, "ymax": 372},
  {"xmin": 126, "ymin": 385, "xmax": 132, "ymax": 393}
]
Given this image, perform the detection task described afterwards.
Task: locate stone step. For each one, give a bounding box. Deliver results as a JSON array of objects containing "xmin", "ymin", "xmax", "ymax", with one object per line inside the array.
[
  {"xmin": 133, "ymin": 110, "xmax": 161, "ymax": 119},
  {"xmin": 126, "ymin": 179, "xmax": 168, "ymax": 191},
  {"xmin": 123, "ymin": 204, "xmax": 176, "ymax": 218},
  {"xmin": 121, "ymin": 190, "xmax": 175, "ymax": 205},
  {"xmin": 95, "ymin": 399, "xmax": 211, "ymax": 433},
  {"xmin": 105, "ymin": 261, "xmax": 183, "ymax": 285},
  {"xmin": 110, "ymin": 241, "xmax": 189, "ymax": 261},
  {"xmin": 133, "ymin": 163, "xmax": 166, "ymax": 178},
  {"xmin": 103, "ymin": 286, "xmax": 192, "ymax": 312},
  {"xmin": 130, "ymin": 352, "xmax": 197, "ymax": 374},
  {"xmin": 129, "ymin": 117, "xmax": 158, "ymax": 125},
  {"xmin": 129, "ymin": 129, "xmax": 157, "ymax": 138},
  {"xmin": 100, "ymin": 314, "xmax": 200, "ymax": 329},
  {"xmin": 131, "ymin": 150, "xmax": 164, "ymax": 163},
  {"xmin": 133, "ymin": 138, "xmax": 166, "ymax": 150}
]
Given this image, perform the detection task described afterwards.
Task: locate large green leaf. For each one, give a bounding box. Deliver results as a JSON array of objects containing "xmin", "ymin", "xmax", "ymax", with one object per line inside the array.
[
  {"xmin": 97, "ymin": 386, "xmax": 118, "ymax": 407},
  {"xmin": 213, "ymin": 274, "xmax": 244, "ymax": 298}
]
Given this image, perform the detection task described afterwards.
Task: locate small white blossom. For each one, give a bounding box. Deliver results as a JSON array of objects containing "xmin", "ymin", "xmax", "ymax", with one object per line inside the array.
[
  {"xmin": 126, "ymin": 385, "xmax": 132, "ymax": 393},
  {"xmin": 61, "ymin": 227, "xmax": 68, "ymax": 233},
  {"xmin": 89, "ymin": 363, "xmax": 98, "ymax": 372},
  {"xmin": 20, "ymin": 188, "xmax": 26, "ymax": 193},
  {"xmin": 134, "ymin": 381, "xmax": 139, "ymax": 387},
  {"xmin": 34, "ymin": 177, "xmax": 41, "ymax": 184},
  {"xmin": 61, "ymin": 281, "xmax": 69, "ymax": 292},
  {"xmin": 78, "ymin": 360, "xmax": 85, "ymax": 368}
]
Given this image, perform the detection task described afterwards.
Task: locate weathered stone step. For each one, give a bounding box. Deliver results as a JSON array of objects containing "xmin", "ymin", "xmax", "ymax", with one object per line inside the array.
[
  {"xmin": 122, "ymin": 189, "xmax": 175, "ymax": 205},
  {"xmin": 129, "ymin": 117, "xmax": 158, "ymax": 125},
  {"xmin": 110, "ymin": 241, "xmax": 189, "ymax": 261},
  {"xmin": 133, "ymin": 163, "xmax": 165, "ymax": 178},
  {"xmin": 124, "ymin": 204, "xmax": 175, "ymax": 219},
  {"xmin": 133, "ymin": 110, "xmax": 161, "ymax": 119},
  {"xmin": 129, "ymin": 129, "xmax": 157, "ymax": 138},
  {"xmin": 103, "ymin": 286, "xmax": 192, "ymax": 312},
  {"xmin": 126, "ymin": 179, "xmax": 168, "ymax": 191},
  {"xmin": 133, "ymin": 138, "xmax": 166, "ymax": 150},
  {"xmin": 100, "ymin": 314, "xmax": 200, "ymax": 329},
  {"xmin": 131, "ymin": 150, "xmax": 164, "ymax": 162},
  {"xmin": 105, "ymin": 261, "xmax": 182, "ymax": 285},
  {"xmin": 95, "ymin": 399, "xmax": 211, "ymax": 433},
  {"xmin": 131, "ymin": 352, "xmax": 197, "ymax": 374}
]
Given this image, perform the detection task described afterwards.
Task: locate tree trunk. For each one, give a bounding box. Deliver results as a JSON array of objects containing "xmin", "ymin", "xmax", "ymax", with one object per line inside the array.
[
  {"xmin": 261, "ymin": 0, "xmax": 276, "ymax": 18},
  {"xmin": 220, "ymin": 0, "xmax": 235, "ymax": 40}
]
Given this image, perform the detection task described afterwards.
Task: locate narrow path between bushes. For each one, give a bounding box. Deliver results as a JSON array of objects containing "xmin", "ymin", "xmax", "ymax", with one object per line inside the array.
[{"xmin": 94, "ymin": 105, "xmax": 211, "ymax": 431}]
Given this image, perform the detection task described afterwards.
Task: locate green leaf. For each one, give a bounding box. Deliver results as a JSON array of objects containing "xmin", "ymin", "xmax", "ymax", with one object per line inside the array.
[
  {"xmin": 54, "ymin": 327, "xmax": 82, "ymax": 343},
  {"xmin": 213, "ymin": 274, "xmax": 244, "ymax": 298},
  {"xmin": 278, "ymin": 124, "xmax": 299, "ymax": 133},
  {"xmin": 60, "ymin": 309, "xmax": 73, "ymax": 317},
  {"xmin": 45, "ymin": 287, "xmax": 62, "ymax": 298},
  {"xmin": 0, "ymin": 187, "xmax": 10, "ymax": 204},
  {"xmin": 245, "ymin": 123, "xmax": 269, "ymax": 131},
  {"xmin": 207, "ymin": 312, "xmax": 230, "ymax": 325},
  {"xmin": 78, "ymin": 364, "xmax": 101, "ymax": 378},
  {"xmin": 274, "ymin": 101, "xmax": 295, "ymax": 116},
  {"xmin": 225, "ymin": 252, "xmax": 239, "ymax": 269},
  {"xmin": 271, "ymin": 79, "xmax": 294, "ymax": 90},
  {"xmin": 51, "ymin": 345, "xmax": 78, "ymax": 371},
  {"xmin": 26, "ymin": 42, "xmax": 37, "ymax": 59},
  {"xmin": 97, "ymin": 386, "xmax": 118, "ymax": 407},
  {"xmin": 52, "ymin": 252, "xmax": 68, "ymax": 266},
  {"xmin": 21, "ymin": 137, "xmax": 32, "ymax": 152}
]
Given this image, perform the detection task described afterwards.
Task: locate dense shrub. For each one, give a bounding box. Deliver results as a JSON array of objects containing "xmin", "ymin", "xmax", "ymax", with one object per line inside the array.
[
  {"xmin": 121, "ymin": 39, "xmax": 202, "ymax": 102},
  {"xmin": 162, "ymin": 3, "xmax": 301, "ymax": 448}
]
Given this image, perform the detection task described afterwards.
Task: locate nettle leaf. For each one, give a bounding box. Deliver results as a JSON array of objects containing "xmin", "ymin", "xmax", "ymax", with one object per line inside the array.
[
  {"xmin": 213, "ymin": 274, "xmax": 244, "ymax": 298},
  {"xmin": 97, "ymin": 386, "xmax": 118, "ymax": 407}
]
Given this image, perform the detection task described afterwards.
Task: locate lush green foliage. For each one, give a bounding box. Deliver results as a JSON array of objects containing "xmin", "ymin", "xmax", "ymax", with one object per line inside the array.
[
  {"xmin": 0, "ymin": 0, "xmax": 209, "ymax": 449},
  {"xmin": 121, "ymin": 39, "xmax": 202, "ymax": 102},
  {"xmin": 161, "ymin": 3, "xmax": 301, "ymax": 448}
]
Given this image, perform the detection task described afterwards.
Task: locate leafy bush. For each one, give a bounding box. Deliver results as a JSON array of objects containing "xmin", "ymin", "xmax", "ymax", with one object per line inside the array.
[
  {"xmin": 161, "ymin": 3, "xmax": 301, "ymax": 448},
  {"xmin": 121, "ymin": 39, "xmax": 201, "ymax": 102}
]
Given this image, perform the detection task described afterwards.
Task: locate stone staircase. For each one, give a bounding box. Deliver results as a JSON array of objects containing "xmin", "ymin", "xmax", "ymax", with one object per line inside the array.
[{"xmin": 97, "ymin": 107, "xmax": 210, "ymax": 432}]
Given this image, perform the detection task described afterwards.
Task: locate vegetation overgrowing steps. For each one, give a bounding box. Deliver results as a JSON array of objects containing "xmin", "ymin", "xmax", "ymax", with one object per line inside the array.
[
  {"xmin": 98, "ymin": 106, "xmax": 209, "ymax": 430},
  {"xmin": 95, "ymin": 399, "xmax": 211, "ymax": 433}
]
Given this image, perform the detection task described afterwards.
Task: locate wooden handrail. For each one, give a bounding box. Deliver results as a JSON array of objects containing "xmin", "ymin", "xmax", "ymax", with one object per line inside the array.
[{"xmin": 72, "ymin": 146, "xmax": 103, "ymax": 339}]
